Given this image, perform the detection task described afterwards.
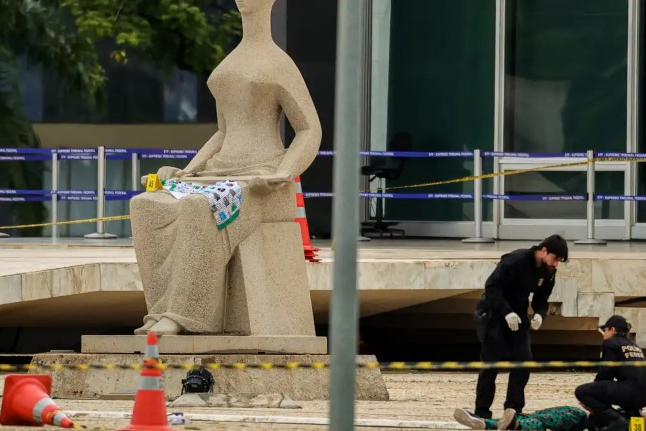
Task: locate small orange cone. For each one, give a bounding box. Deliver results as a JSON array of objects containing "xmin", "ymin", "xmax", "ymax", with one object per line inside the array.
[
  {"xmin": 120, "ymin": 333, "xmax": 172, "ymax": 431},
  {"xmin": 0, "ymin": 374, "xmax": 77, "ymax": 428},
  {"xmin": 294, "ymin": 176, "xmax": 320, "ymax": 262}
]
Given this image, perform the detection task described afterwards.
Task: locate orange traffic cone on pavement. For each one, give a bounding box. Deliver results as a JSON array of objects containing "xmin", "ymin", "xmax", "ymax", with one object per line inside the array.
[
  {"xmin": 120, "ymin": 333, "xmax": 172, "ymax": 431},
  {"xmin": 0, "ymin": 374, "xmax": 77, "ymax": 428},
  {"xmin": 294, "ymin": 176, "xmax": 320, "ymax": 262}
]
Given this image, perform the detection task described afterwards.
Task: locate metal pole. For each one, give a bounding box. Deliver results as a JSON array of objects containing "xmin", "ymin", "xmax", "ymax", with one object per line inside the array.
[
  {"xmin": 129, "ymin": 152, "xmax": 140, "ymax": 240},
  {"xmin": 51, "ymin": 153, "xmax": 59, "ymax": 240},
  {"xmin": 491, "ymin": 0, "xmax": 507, "ymax": 241},
  {"xmin": 626, "ymin": 0, "xmax": 640, "ymax": 240},
  {"xmin": 357, "ymin": 0, "xmax": 373, "ymax": 243},
  {"xmin": 330, "ymin": 0, "xmax": 365, "ymax": 429},
  {"xmin": 463, "ymin": 149, "xmax": 494, "ymax": 243},
  {"xmin": 85, "ymin": 146, "xmax": 117, "ymax": 239},
  {"xmin": 575, "ymin": 150, "xmax": 606, "ymax": 245},
  {"xmin": 131, "ymin": 152, "xmax": 140, "ymax": 191}
]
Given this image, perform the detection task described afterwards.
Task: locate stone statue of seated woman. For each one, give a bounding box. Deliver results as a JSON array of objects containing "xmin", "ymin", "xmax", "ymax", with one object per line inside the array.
[{"xmin": 130, "ymin": 0, "xmax": 322, "ymax": 336}]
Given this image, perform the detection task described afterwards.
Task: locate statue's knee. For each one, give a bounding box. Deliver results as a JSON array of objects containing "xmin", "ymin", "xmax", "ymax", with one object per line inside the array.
[{"xmin": 129, "ymin": 195, "xmax": 146, "ymax": 213}]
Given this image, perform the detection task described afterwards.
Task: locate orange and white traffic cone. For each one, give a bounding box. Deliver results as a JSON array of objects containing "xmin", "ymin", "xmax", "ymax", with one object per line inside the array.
[
  {"xmin": 294, "ymin": 176, "xmax": 320, "ymax": 263},
  {"xmin": 120, "ymin": 333, "xmax": 172, "ymax": 431},
  {"xmin": 0, "ymin": 374, "xmax": 77, "ymax": 428}
]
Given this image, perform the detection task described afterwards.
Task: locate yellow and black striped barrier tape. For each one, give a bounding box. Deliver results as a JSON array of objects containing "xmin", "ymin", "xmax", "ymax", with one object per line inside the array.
[
  {"xmin": 8, "ymin": 360, "xmax": 646, "ymax": 372},
  {"xmin": 1, "ymin": 156, "xmax": 646, "ymax": 231}
]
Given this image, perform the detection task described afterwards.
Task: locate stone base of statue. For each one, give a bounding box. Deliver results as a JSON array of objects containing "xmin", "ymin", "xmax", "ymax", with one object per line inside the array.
[
  {"xmin": 29, "ymin": 352, "xmax": 389, "ymax": 401},
  {"xmin": 82, "ymin": 335, "xmax": 327, "ymax": 354}
]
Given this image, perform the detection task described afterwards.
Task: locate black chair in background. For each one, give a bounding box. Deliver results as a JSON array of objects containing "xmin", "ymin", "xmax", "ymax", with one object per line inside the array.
[{"xmin": 360, "ymin": 133, "xmax": 412, "ymax": 238}]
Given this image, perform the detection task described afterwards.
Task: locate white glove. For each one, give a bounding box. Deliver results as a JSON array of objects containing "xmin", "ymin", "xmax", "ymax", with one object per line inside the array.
[
  {"xmin": 505, "ymin": 312, "xmax": 521, "ymax": 331},
  {"xmin": 531, "ymin": 314, "xmax": 543, "ymax": 330}
]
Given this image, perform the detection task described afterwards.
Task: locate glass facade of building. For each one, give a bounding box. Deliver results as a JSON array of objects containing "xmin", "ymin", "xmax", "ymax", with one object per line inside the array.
[
  {"xmin": 6, "ymin": 0, "xmax": 646, "ymax": 240},
  {"xmin": 378, "ymin": 0, "xmax": 643, "ymax": 240}
]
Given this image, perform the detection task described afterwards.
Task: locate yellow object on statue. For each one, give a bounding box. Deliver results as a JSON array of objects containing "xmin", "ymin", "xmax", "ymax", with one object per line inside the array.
[{"xmin": 146, "ymin": 174, "xmax": 162, "ymax": 192}]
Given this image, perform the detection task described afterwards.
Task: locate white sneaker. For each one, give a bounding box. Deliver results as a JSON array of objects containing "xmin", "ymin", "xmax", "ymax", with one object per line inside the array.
[
  {"xmin": 454, "ymin": 408, "xmax": 486, "ymax": 429},
  {"xmin": 497, "ymin": 408, "xmax": 517, "ymax": 430}
]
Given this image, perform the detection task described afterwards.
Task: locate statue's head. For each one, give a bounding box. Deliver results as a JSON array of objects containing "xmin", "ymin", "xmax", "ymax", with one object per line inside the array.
[{"xmin": 235, "ymin": 0, "xmax": 275, "ymax": 15}]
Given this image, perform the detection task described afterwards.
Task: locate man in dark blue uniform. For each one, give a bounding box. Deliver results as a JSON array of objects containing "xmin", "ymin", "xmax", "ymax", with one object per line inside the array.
[
  {"xmin": 473, "ymin": 234, "xmax": 569, "ymax": 419},
  {"xmin": 575, "ymin": 315, "xmax": 646, "ymax": 431}
]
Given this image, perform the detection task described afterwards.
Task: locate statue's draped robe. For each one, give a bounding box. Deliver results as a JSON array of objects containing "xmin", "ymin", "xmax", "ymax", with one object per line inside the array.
[{"xmin": 130, "ymin": 148, "xmax": 292, "ymax": 333}]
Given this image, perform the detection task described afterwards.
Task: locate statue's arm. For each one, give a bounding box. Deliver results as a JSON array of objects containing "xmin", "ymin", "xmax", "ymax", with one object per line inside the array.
[
  {"xmin": 183, "ymin": 109, "xmax": 226, "ymax": 174},
  {"xmin": 276, "ymin": 65, "xmax": 323, "ymax": 179}
]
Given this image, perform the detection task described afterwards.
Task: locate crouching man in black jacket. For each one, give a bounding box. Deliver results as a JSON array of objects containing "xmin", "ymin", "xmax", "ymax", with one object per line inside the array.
[
  {"xmin": 473, "ymin": 234, "xmax": 569, "ymax": 420},
  {"xmin": 575, "ymin": 315, "xmax": 646, "ymax": 431}
]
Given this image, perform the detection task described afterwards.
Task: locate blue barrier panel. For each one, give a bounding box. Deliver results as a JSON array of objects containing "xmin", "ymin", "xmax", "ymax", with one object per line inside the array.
[
  {"xmin": 56, "ymin": 190, "xmax": 98, "ymax": 196},
  {"xmin": 482, "ymin": 152, "xmax": 587, "ymax": 158},
  {"xmin": 60, "ymin": 196, "xmax": 96, "ymax": 202},
  {"xmin": 317, "ymin": 150, "xmax": 473, "ymax": 158},
  {"xmin": 105, "ymin": 190, "xmax": 142, "ymax": 201},
  {"xmin": 595, "ymin": 195, "xmax": 646, "ymax": 201},
  {"xmin": 303, "ymin": 192, "xmax": 335, "ymax": 198},
  {"xmin": 596, "ymin": 152, "xmax": 646, "ymax": 159},
  {"xmin": 360, "ymin": 192, "xmax": 473, "ymax": 199},
  {"xmin": 0, "ymin": 190, "xmax": 142, "ymax": 201},
  {"xmin": 0, "ymin": 196, "xmax": 51, "ymax": 202},
  {"xmin": 105, "ymin": 148, "xmax": 200, "ymax": 160},
  {"xmin": 303, "ymin": 192, "xmax": 473, "ymax": 199},
  {"xmin": 59, "ymin": 154, "xmax": 98, "ymax": 160},
  {"xmin": 140, "ymin": 154, "xmax": 193, "ymax": 159},
  {"xmin": 304, "ymin": 192, "xmax": 584, "ymax": 201},
  {"xmin": 0, "ymin": 189, "xmax": 52, "ymax": 195},
  {"xmin": 0, "ymin": 148, "xmax": 52, "ymax": 155},
  {"xmin": 484, "ymin": 194, "xmax": 586, "ymax": 201},
  {"xmin": 0, "ymin": 155, "xmax": 52, "ymax": 161},
  {"xmin": 0, "ymin": 189, "xmax": 588, "ymax": 202}
]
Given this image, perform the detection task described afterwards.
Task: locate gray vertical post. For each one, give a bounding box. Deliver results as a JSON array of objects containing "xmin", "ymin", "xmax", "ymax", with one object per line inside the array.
[
  {"xmin": 51, "ymin": 152, "xmax": 59, "ymax": 239},
  {"xmin": 329, "ymin": 0, "xmax": 365, "ymax": 429},
  {"xmin": 358, "ymin": 0, "xmax": 373, "ymax": 242},
  {"xmin": 463, "ymin": 149, "xmax": 494, "ymax": 243},
  {"xmin": 85, "ymin": 146, "xmax": 117, "ymax": 239},
  {"xmin": 131, "ymin": 152, "xmax": 140, "ymax": 191},
  {"xmin": 575, "ymin": 150, "xmax": 606, "ymax": 245},
  {"xmin": 492, "ymin": 0, "xmax": 507, "ymax": 241},
  {"xmin": 129, "ymin": 152, "xmax": 140, "ymax": 239}
]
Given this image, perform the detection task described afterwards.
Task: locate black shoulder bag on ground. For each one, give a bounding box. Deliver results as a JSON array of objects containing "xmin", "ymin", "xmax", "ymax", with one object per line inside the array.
[{"xmin": 181, "ymin": 367, "xmax": 215, "ymax": 394}]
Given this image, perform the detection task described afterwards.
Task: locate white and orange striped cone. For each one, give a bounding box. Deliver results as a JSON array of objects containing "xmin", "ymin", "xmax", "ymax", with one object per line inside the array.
[
  {"xmin": 0, "ymin": 374, "xmax": 78, "ymax": 428},
  {"xmin": 120, "ymin": 333, "xmax": 172, "ymax": 431},
  {"xmin": 294, "ymin": 176, "xmax": 320, "ymax": 263}
]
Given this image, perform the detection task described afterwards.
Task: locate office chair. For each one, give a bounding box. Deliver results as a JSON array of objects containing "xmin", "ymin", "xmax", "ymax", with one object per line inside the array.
[{"xmin": 360, "ymin": 133, "xmax": 412, "ymax": 238}]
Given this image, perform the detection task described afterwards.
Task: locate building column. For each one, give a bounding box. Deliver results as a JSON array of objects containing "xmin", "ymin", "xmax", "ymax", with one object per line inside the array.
[{"xmin": 370, "ymin": 0, "xmax": 392, "ymax": 152}]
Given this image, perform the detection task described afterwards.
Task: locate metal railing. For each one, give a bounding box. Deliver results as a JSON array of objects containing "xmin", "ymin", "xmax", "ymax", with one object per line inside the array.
[{"xmin": 0, "ymin": 146, "xmax": 640, "ymax": 244}]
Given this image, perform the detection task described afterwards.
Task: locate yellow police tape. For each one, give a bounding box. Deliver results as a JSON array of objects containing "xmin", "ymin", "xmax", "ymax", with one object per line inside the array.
[
  {"xmin": 0, "ymin": 215, "xmax": 131, "ymax": 231},
  {"xmin": 383, "ymin": 157, "xmax": 646, "ymax": 191},
  {"xmin": 5, "ymin": 360, "xmax": 646, "ymax": 372},
  {"xmin": 1, "ymin": 157, "xmax": 645, "ymax": 231}
]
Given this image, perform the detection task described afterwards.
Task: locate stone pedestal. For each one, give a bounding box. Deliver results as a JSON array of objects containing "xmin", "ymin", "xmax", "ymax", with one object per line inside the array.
[
  {"xmin": 30, "ymin": 353, "xmax": 389, "ymax": 401},
  {"xmin": 82, "ymin": 335, "xmax": 327, "ymax": 354}
]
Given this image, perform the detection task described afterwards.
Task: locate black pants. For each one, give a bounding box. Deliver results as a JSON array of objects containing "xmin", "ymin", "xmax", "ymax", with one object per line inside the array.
[
  {"xmin": 475, "ymin": 322, "xmax": 532, "ymax": 419},
  {"xmin": 575, "ymin": 380, "xmax": 646, "ymax": 414}
]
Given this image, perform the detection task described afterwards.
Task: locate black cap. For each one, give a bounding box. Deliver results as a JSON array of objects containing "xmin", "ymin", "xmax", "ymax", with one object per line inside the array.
[{"xmin": 599, "ymin": 315, "xmax": 629, "ymax": 332}]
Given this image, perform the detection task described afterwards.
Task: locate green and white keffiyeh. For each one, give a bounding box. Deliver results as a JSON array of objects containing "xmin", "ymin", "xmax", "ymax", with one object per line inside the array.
[{"xmin": 162, "ymin": 179, "xmax": 243, "ymax": 230}]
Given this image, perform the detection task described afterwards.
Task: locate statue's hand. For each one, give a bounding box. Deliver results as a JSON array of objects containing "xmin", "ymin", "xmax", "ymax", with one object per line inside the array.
[
  {"xmin": 156, "ymin": 166, "xmax": 186, "ymax": 181},
  {"xmin": 249, "ymin": 172, "xmax": 292, "ymax": 195}
]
